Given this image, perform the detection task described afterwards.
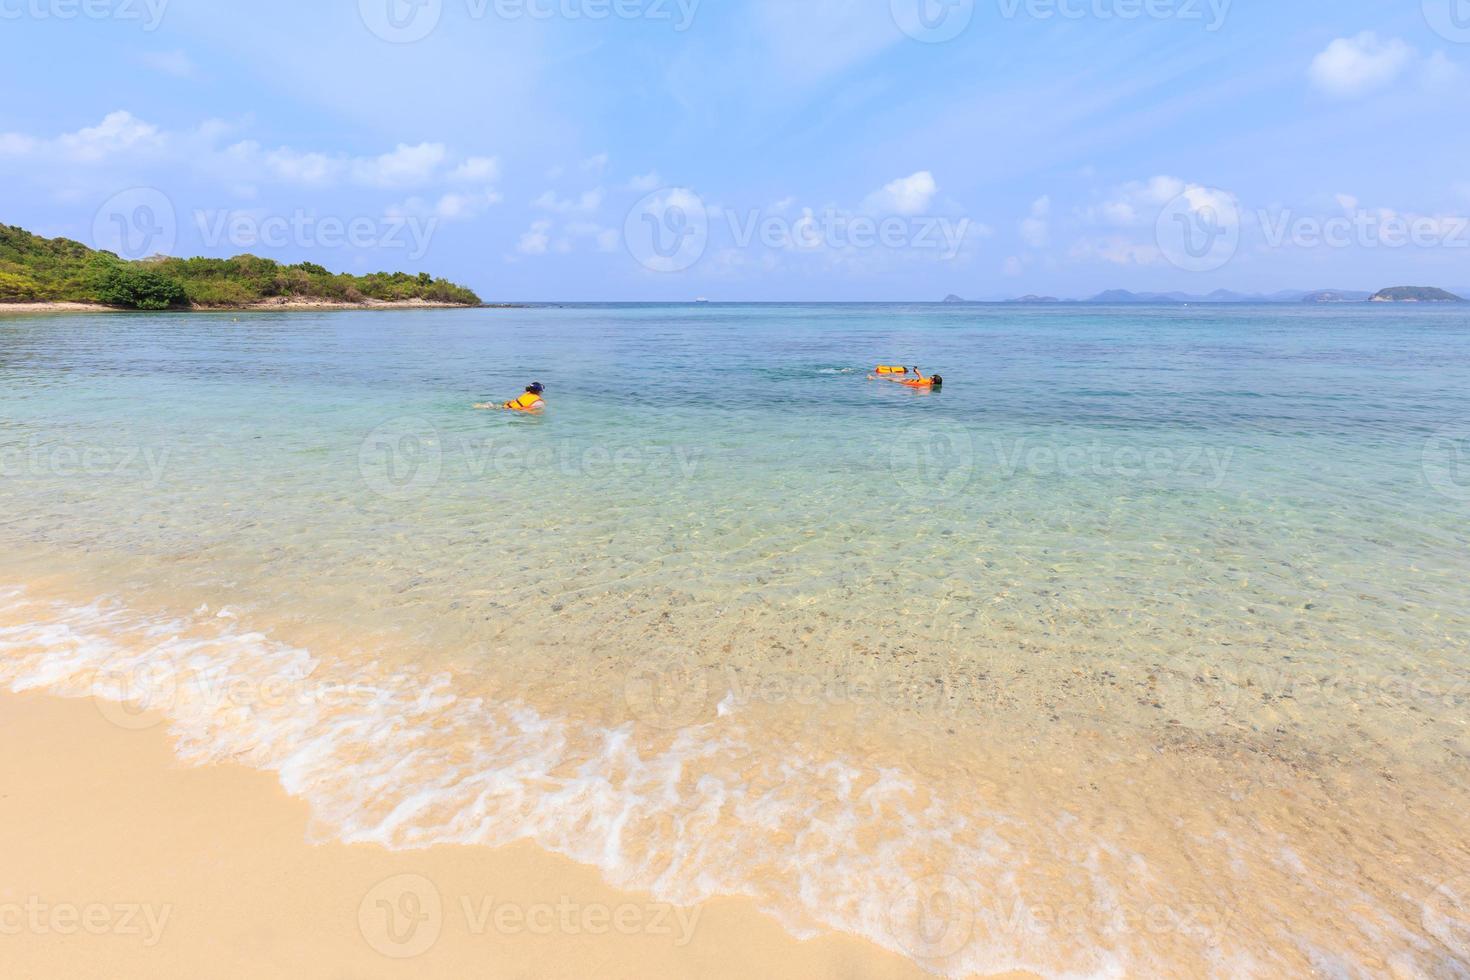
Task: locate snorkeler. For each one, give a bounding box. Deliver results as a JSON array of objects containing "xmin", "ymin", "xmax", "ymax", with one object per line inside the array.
[
  {"xmin": 897, "ymin": 370, "xmax": 943, "ymax": 389},
  {"xmin": 475, "ymin": 382, "xmax": 545, "ymax": 412}
]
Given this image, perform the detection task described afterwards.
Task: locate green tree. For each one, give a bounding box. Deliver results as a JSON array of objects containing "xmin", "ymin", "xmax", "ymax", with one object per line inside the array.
[{"xmin": 93, "ymin": 265, "xmax": 188, "ymax": 310}]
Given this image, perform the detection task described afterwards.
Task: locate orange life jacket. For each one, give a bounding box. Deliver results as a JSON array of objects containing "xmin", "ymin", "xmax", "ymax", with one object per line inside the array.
[{"xmin": 504, "ymin": 391, "xmax": 544, "ymax": 411}]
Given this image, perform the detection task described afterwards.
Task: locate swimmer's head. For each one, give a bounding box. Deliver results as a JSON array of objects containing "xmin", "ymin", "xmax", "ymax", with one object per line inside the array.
[{"xmin": 527, "ymin": 382, "xmax": 545, "ymax": 395}]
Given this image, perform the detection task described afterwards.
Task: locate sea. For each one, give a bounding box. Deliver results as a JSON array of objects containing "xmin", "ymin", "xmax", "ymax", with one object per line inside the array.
[{"xmin": 2, "ymin": 302, "xmax": 1468, "ymax": 976}]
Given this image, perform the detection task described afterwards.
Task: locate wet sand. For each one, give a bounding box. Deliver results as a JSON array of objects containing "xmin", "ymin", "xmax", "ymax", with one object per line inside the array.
[
  {"xmin": 2, "ymin": 570, "xmax": 1466, "ymax": 977},
  {"xmin": 0, "ymin": 691, "xmax": 944, "ymax": 979}
]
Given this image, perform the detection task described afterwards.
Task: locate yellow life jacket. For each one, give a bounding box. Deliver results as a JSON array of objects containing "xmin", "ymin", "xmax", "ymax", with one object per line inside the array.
[{"xmin": 504, "ymin": 391, "xmax": 544, "ymax": 411}]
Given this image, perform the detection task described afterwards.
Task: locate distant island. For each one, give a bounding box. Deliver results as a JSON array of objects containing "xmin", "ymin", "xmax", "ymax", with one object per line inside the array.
[
  {"xmin": 1, "ymin": 223, "xmax": 482, "ymax": 312},
  {"xmin": 1369, "ymin": 286, "xmax": 1465, "ymax": 303},
  {"xmin": 1300, "ymin": 290, "xmax": 1374, "ymax": 304},
  {"xmin": 938, "ymin": 285, "xmax": 1468, "ymax": 305}
]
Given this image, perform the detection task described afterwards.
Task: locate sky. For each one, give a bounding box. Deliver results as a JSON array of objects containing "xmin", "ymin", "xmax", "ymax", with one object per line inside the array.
[{"xmin": 3, "ymin": 0, "xmax": 1469, "ymax": 301}]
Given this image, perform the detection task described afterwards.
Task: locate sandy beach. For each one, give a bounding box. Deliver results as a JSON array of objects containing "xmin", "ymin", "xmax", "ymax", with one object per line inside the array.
[
  {"xmin": 0, "ymin": 690, "xmax": 946, "ymax": 980},
  {"xmin": 0, "ymin": 301, "xmax": 118, "ymax": 314}
]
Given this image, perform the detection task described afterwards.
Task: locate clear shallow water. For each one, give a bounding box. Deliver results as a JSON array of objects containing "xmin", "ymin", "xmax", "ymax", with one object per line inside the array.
[{"xmin": 2, "ymin": 304, "xmax": 1469, "ymax": 976}]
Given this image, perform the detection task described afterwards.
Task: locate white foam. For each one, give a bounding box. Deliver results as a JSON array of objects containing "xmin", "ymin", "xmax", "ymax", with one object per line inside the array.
[{"xmin": 0, "ymin": 585, "xmax": 1447, "ymax": 978}]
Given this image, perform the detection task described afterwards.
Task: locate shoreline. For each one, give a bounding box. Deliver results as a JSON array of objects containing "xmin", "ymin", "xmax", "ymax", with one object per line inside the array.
[
  {"xmin": 5, "ymin": 561, "xmax": 1465, "ymax": 977},
  {"xmin": 0, "ymin": 690, "xmax": 956, "ymax": 979},
  {"xmin": 0, "ymin": 299, "xmax": 518, "ymax": 315}
]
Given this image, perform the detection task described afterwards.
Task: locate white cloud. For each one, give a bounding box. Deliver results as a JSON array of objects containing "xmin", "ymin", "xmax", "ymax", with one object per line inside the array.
[
  {"xmin": 0, "ymin": 113, "xmax": 502, "ymax": 215},
  {"xmin": 1072, "ymin": 176, "xmax": 1238, "ymax": 266},
  {"xmin": 517, "ymin": 219, "xmax": 553, "ymax": 255},
  {"xmin": 56, "ymin": 111, "xmax": 165, "ymax": 163},
  {"xmin": 1309, "ymin": 33, "xmax": 1415, "ymax": 98},
  {"xmin": 392, "ymin": 188, "xmax": 503, "ymax": 222},
  {"xmin": 1334, "ymin": 193, "xmax": 1359, "ymax": 212},
  {"xmin": 563, "ymin": 221, "xmax": 620, "ymax": 252},
  {"xmin": 449, "ymin": 156, "xmax": 499, "ymax": 182},
  {"xmin": 1020, "ymin": 195, "xmax": 1051, "ymax": 248},
  {"xmin": 1084, "ymin": 176, "xmax": 1235, "ymax": 229},
  {"xmin": 1070, "ymin": 236, "xmax": 1164, "ymax": 266},
  {"xmin": 138, "ymin": 50, "xmax": 196, "ymax": 77},
  {"xmin": 1422, "ymin": 51, "xmax": 1464, "ymax": 91},
  {"xmin": 1172, "ymin": 184, "xmax": 1239, "ymax": 225},
  {"xmin": 350, "ymin": 142, "xmax": 447, "ymax": 188},
  {"xmin": 227, "ymin": 142, "xmax": 338, "ymax": 185},
  {"xmin": 433, "ymin": 193, "xmax": 476, "ymax": 219},
  {"xmin": 224, "ymin": 139, "xmax": 442, "ymax": 188},
  {"xmin": 1003, "ymin": 256, "xmax": 1025, "ymax": 277},
  {"xmin": 627, "ymin": 171, "xmax": 662, "ymax": 192},
  {"xmin": 0, "ymin": 132, "xmax": 38, "ymax": 156},
  {"xmin": 582, "ymin": 152, "xmax": 609, "ymax": 172},
  {"xmin": 532, "ymin": 188, "xmax": 603, "ymax": 213},
  {"xmin": 863, "ymin": 171, "xmax": 937, "ymax": 216},
  {"xmin": 220, "ymin": 135, "xmax": 483, "ymax": 190}
]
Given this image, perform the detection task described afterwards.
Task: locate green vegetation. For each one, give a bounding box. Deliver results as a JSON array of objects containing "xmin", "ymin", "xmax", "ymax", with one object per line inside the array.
[
  {"xmin": 93, "ymin": 264, "xmax": 189, "ymax": 310},
  {"xmin": 0, "ymin": 223, "xmax": 481, "ymax": 309},
  {"xmin": 1369, "ymin": 286, "xmax": 1464, "ymax": 303}
]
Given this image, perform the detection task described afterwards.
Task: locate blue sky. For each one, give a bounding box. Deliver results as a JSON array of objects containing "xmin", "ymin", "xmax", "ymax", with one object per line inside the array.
[{"xmin": 3, "ymin": 0, "xmax": 1469, "ymax": 300}]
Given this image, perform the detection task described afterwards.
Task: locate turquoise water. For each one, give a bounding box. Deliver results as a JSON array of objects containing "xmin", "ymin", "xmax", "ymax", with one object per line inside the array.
[
  {"xmin": 3, "ymin": 303, "xmax": 1469, "ymax": 976},
  {"xmin": 3, "ymin": 304, "xmax": 1467, "ymax": 698}
]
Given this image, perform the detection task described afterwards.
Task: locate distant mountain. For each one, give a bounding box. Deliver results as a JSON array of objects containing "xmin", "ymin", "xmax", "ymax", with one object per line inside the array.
[
  {"xmin": 982, "ymin": 286, "xmax": 1466, "ymax": 305},
  {"xmin": 942, "ymin": 294, "xmax": 968, "ymax": 304},
  {"xmin": 1301, "ymin": 290, "xmax": 1373, "ymax": 303},
  {"xmin": 1369, "ymin": 286, "xmax": 1465, "ymax": 303},
  {"xmin": 1089, "ymin": 289, "xmax": 1176, "ymax": 304},
  {"xmin": 1199, "ymin": 289, "xmax": 1269, "ymax": 303},
  {"xmin": 1082, "ymin": 289, "xmax": 1276, "ymax": 303}
]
